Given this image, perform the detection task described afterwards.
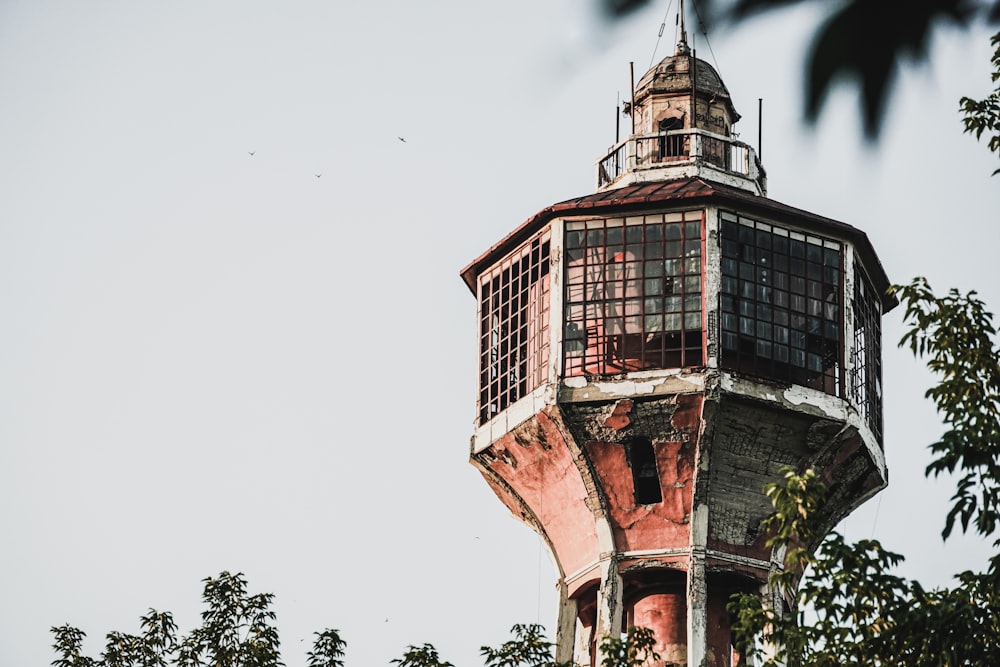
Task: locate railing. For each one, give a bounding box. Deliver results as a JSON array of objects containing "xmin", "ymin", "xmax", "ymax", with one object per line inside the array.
[{"xmin": 597, "ymin": 129, "xmax": 766, "ymax": 192}]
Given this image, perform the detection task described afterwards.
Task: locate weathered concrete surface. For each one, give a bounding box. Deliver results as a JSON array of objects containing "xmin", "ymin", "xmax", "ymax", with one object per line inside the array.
[
  {"xmin": 471, "ymin": 408, "xmax": 601, "ymax": 580},
  {"xmin": 471, "ymin": 370, "xmax": 887, "ymax": 667}
]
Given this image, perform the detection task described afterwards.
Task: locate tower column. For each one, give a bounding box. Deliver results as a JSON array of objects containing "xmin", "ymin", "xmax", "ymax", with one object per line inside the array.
[
  {"xmin": 687, "ymin": 550, "xmax": 708, "ymax": 667},
  {"xmin": 594, "ymin": 556, "xmax": 623, "ymax": 667},
  {"xmin": 554, "ymin": 579, "xmax": 577, "ymax": 665}
]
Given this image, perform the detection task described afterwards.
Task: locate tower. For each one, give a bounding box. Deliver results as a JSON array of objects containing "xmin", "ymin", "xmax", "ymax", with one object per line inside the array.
[{"xmin": 460, "ymin": 19, "xmax": 894, "ymax": 667}]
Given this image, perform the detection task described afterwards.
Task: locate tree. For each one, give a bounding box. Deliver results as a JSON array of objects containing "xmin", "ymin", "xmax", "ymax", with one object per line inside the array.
[
  {"xmin": 728, "ymin": 278, "xmax": 1000, "ymax": 666},
  {"xmin": 597, "ymin": 0, "xmax": 1000, "ymax": 138},
  {"xmin": 597, "ymin": 627, "xmax": 659, "ymax": 667},
  {"xmin": 51, "ymin": 583, "xmax": 655, "ymax": 667},
  {"xmin": 479, "ymin": 624, "xmax": 571, "ymax": 667},
  {"xmin": 51, "ymin": 571, "xmax": 347, "ymax": 667},
  {"xmin": 960, "ymin": 31, "xmax": 1000, "ymax": 174}
]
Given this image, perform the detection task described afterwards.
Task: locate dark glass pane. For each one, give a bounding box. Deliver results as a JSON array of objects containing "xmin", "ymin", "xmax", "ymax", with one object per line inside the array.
[{"xmin": 773, "ymin": 235, "xmax": 789, "ymax": 255}]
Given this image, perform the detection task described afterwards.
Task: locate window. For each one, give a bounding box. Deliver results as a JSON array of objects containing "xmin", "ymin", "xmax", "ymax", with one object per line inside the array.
[
  {"xmin": 478, "ymin": 232, "xmax": 551, "ymax": 425},
  {"xmin": 851, "ymin": 263, "xmax": 883, "ymax": 442},
  {"xmin": 627, "ymin": 437, "xmax": 662, "ymax": 505},
  {"xmin": 564, "ymin": 212, "xmax": 704, "ymax": 377},
  {"xmin": 719, "ymin": 212, "xmax": 843, "ymax": 395}
]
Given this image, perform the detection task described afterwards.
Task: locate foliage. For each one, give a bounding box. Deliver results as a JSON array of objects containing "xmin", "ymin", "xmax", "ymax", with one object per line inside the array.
[
  {"xmin": 729, "ymin": 278, "xmax": 1000, "ymax": 666},
  {"xmin": 891, "ymin": 278, "xmax": 1000, "ymax": 539},
  {"xmin": 51, "ymin": 571, "xmax": 334, "ymax": 667},
  {"xmin": 390, "ymin": 644, "xmax": 454, "ymax": 667},
  {"xmin": 307, "ymin": 630, "xmax": 346, "ymax": 667},
  {"xmin": 597, "ymin": 0, "xmax": 1000, "ymax": 138},
  {"xmin": 598, "ymin": 626, "xmax": 659, "ymax": 667},
  {"xmin": 730, "ymin": 470, "xmax": 1000, "ymax": 666},
  {"xmin": 480, "ymin": 623, "xmax": 570, "ymax": 667},
  {"xmin": 960, "ymin": 31, "xmax": 1000, "ymax": 174}
]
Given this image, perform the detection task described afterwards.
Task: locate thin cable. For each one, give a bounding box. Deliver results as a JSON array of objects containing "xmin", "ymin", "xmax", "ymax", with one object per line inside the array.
[
  {"xmin": 648, "ymin": 0, "xmax": 676, "ymax": 69},
  {"xmin": 690, "ymin": 0, "xmax": 724, "ymax": 80},
  {"xmin": 870, "ymin": 493, "xmax": 884, "ymax": 539},
  {"xmin": 536, "ymin": 482, "xmax": 544, "ymax": 623},
  {"xmin": 536, "ymin": 535, "xmax": 543, "ymax": 623}
]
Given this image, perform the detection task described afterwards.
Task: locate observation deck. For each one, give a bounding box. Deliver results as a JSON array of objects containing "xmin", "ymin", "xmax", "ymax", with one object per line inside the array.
[{"xmin": 597, "ymin": 128, "xmax": 766, "ymax": 195}]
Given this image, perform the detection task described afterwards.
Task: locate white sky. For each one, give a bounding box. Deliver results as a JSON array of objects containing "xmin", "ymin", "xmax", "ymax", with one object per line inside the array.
[{"xmin": 1, "ymin": 2, "xmax": 998, "ymax": 666}]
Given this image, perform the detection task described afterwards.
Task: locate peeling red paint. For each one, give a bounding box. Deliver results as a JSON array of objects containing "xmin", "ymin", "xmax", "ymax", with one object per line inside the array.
[
  {"xmin": 604, "ymin": 399, "xmax": 633, "ymax": 430},
  {"xmin": 472, "ymin": 408, "xmax": 601, "ymax": 579}
]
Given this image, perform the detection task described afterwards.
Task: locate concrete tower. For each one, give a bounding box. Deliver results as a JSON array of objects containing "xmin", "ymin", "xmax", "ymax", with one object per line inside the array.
[{"xmin": 460, "ymin": 17, "xmax": 895, "ymax": 667}]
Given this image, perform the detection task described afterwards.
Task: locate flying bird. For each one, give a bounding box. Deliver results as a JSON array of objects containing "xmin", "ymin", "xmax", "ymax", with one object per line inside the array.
[
  {"xmin": 248, "ymin": 151, "xmax": 255, "ymax": 156},
  {"xmin": 315, "ymin": 173, "xmax": 322, "ymax": 178},
  {"xmin": 398, "ymin": 136, "xmax": 406, "ymax": 143}
]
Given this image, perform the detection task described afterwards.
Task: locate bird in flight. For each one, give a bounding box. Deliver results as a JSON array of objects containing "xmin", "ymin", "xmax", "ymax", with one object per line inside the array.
[
  {"xmin": 248, "ymin": 151, "xmax": 255, "ymax": 156},
  {"xmin": 315, "ymin": 173, "xmax": 322, "ymax": 178},
  {"xmin": 398, "ymin": 136, "xmax": 406, "ymax": 143}
]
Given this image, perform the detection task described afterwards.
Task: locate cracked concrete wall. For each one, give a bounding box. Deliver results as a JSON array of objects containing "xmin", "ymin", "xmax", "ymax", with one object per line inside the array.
[{"xmin": 565, "ymin": 394, "xmax": 702, "ymax": 554}]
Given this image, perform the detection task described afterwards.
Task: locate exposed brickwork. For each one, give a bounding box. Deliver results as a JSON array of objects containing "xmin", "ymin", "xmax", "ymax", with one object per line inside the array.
[{"xmin": 605, "ymin": 399, "xmax": 634, "ymax": 431}]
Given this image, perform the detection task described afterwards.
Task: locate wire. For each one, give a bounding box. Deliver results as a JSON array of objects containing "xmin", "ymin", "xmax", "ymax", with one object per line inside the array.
[
  {"xmin": 870, "ymin": 492, "xmax": 883, "ymax": 539},
  {"xmin": 648, "ymin": 0, "xmax": 676, "ymax": 69},
  {"xmin": 690, "ymin": 0, "xmax": 724, "ymax": 81}
]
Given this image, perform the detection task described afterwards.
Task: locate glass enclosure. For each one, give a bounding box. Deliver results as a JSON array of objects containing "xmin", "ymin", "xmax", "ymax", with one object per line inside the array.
[
  {"xmin": 477, "ymin": 231, "xmax": 551, "ymax": 425},
  {"xmin": 563, "ymin": 212, "xmax": 704, "ymax": 377},
  {"xmin": 719, "ymin": 212, "xmax": 843, "ymax": 396}
]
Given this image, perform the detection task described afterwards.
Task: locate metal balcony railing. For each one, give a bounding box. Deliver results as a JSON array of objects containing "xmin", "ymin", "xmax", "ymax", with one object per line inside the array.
[{"xmin": 597, "ymin": 129, "xmax": 766, "ymax": 192}]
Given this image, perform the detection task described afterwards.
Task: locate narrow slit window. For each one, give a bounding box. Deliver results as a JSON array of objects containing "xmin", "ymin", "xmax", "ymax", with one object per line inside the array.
[{"xmin": 627, "ymin": 437, "xmax": 662, "ymax": 505}]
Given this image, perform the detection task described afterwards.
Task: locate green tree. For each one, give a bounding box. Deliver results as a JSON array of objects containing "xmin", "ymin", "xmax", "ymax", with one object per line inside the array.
[
  {"xmin": 390, "ymin": 644, "xmax": 454, "ymax": 667},
  {"xmin": 597, "ymin": 627, "xmax": 659, "ymax": 667},
  {"xmin": 307, "ymin": 630, "xmax": 347, "ymax": 667},
  {"xmin": 52, "ymin": 571, "xmax": 330, "ymax": 667},
  {"xmin": 960, "ymin": 31, "xmax": 1000, "ymax": 174},
  {"xmin": 729, "ymin": 278, "xmax": 1000, "ymax": 667},
  {"xmin": 480, "ymin": 623, "xmax": 570, "ymax": 667}
]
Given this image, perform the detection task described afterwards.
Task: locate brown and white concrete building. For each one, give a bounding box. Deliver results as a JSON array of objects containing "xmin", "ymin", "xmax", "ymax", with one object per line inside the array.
[{"xmin": 460, "ymin": 14, "xmax": 895, "ymax": 667}]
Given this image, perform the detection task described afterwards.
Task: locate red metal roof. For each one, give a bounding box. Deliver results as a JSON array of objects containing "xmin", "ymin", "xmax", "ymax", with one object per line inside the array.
[{"xmin": 460, "ymin": 177, "xmax": 896, "ymax": 311}]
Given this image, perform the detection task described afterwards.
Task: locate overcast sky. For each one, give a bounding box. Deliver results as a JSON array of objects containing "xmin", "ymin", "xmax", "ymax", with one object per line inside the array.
[{"xmin": 1, "ymin": 2, "xmax": 998, "ymax": 666}]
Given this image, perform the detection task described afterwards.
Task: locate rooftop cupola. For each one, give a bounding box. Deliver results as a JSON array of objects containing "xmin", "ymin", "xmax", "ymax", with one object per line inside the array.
[{"xmin": 598, "ymin": 20, "xmax": 766, "ymax": 195}]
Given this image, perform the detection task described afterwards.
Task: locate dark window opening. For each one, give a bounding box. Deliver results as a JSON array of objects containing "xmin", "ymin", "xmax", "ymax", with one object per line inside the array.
[
  {"xmin": 719, "ymin": 212, "xmax": 843, "ymax": 396},
  {"xmin": 564, "ymin": 212, "xmax": 704, "ymax": 377},
  {"xmin": 627, "ymin": 437, "xmax": 663, "ymax": 505},
  {"xmin": 478, "ymin": 232, "xmax": 551, "ymax": 425},
  {"xmin": 657, "ymin": 116, "xmax": 687, "ymax": 160}
]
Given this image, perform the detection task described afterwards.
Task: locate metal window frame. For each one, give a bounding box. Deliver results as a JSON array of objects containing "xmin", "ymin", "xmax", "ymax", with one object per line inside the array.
[
  {"xmin": 477, "ymin": 231, "xmax": 551, "ymax": 425},
  {"xmin": 718, "ymin": 211, "xmax": 844, "ymax": 397},
  {"xmin": 562, "ymin": 211, "xmax": 706, "ymax": 378}
]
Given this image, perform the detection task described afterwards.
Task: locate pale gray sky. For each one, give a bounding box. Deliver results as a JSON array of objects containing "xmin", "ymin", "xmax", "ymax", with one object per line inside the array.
[{"xmin": 1, "ymin": 2, "xmax": 998, "ymax": 666}]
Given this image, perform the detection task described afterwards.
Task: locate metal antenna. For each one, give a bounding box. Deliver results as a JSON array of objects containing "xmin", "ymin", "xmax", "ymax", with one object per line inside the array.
[{"xmin": 676, "ymin": 0, "xmax": 690, "ymax": 55}]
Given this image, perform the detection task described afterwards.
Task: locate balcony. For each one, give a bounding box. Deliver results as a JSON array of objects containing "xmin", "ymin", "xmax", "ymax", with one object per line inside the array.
[{"xmin": 597, "ymin": 129, "xmax": 767, "ymax": 196}]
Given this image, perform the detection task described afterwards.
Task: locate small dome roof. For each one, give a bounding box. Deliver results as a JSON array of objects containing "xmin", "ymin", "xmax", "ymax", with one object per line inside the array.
[{"xmin": 635, "ymin": 53, "xmax": 739, "ymax": 121}]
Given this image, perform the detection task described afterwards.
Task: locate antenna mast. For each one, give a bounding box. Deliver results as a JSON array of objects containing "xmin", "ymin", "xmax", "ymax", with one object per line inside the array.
[{"xmin": 676, "ymin": 0, "xmax": 690, "ymax": 55}]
